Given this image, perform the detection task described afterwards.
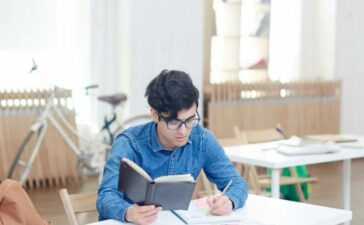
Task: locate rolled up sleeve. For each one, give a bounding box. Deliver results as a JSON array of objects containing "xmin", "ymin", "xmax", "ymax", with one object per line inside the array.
[{"xmin": 202, "ymin": 129, "xmax": 249, "ymax": 209}]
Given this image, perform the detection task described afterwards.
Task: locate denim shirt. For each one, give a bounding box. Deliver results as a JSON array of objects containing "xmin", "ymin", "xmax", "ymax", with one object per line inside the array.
[{"xmin": 97, "ymin": 122, "xmax": 248, "ymax": 222}]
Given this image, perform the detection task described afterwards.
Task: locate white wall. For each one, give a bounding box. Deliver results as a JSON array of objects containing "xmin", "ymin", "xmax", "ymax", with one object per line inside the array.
[
  {"xmin": 0, "ymin": 0, "xmax": 56, "ymax": 50},
  {"xmin": 0, "ymin": 0, "xmax": 91, "ymax": 126},
  {"xmin": 90, "ymin": 0, "xmax": 121, "ymax": 128},
  {"xmin": 127, "ymin": 0, "xmax": 204, "ymax": 118},
  {"xmin": 0, "ymin": 0, "xmax": 90, "ymax": 89},
  {"xmin": 336, "ymin": 0, "xmax": 364, "ymax": 134}
]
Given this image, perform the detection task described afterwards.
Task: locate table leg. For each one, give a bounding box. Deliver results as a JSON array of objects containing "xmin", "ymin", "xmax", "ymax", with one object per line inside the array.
[
  {"xmin": 343, "ymin": 159, "xmax": 351, "ymax": 225},
  {"xmin": 271, "ymin": 169, "xmax": 280, "ymax": 198}
]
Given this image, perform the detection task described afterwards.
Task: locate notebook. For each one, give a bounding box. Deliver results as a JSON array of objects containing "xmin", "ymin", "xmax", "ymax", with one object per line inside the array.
[{"xmin": 172, "ymin": 197, "xmax": 246, "ymax": 224}]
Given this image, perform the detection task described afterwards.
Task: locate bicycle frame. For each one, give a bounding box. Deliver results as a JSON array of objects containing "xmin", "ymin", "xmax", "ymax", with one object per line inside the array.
[{"xmin": 8, "ymin": 88, "xmax": 110, "ymax": 185}]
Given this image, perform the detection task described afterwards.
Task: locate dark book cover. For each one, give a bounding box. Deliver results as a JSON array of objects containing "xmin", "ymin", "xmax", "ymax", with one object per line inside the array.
[{"xmin": 118, "ymin": 158, "xmax": 196, "ymax": 210}]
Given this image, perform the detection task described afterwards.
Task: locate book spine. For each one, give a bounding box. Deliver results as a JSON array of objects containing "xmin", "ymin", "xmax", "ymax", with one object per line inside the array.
[{"xmin": 145, "ymin": 182, "xmax": 156, "ymax": 205}]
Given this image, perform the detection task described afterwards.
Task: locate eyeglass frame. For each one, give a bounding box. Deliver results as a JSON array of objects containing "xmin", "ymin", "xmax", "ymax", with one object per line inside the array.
[{"xmin": 157, "ymin": 111, "xmax": 200, "ymax": 130}]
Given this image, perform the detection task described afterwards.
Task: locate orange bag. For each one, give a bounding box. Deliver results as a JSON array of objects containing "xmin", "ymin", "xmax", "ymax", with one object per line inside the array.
[{"xmin": 0, "ymin": 179, "xmax": 50, "ymax": 225}]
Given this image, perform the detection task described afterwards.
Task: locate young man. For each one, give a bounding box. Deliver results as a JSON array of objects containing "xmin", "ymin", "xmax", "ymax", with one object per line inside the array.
[{"xmin": 97, "ymin": 70, "xmax": 248, "ymax": 225}]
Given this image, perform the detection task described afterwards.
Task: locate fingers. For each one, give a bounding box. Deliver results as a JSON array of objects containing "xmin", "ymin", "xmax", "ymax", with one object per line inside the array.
[
  {"xmin": 136, "ymin": 205, "xmax": 158, "ymax": 213},
  {"xmin": 207, "ymin": 194, "xmax": 225, "ymax": 208},
  {"xmin": 208, "ymin": 195, "xmax": 233, "ymax": 216},
  {"xmin": 125, "ymin": 204, "xmax": 163, "ymax": 225},
  {"xmin": 141, "ymin": 206, "xmax": 162, "ymax": 217},
  {"xmin": 141, "ymin": 212, "xmax": 159, "ymax": 225},
  {"xmin": 211, "ymin": 195, "xmax": 226, "ymax": 209},
  {"xmin": 210, "ymin": 200, "xmax": 228, "ymax": 215},
  {"xmin": 206, "ymin": 196, "xmax": 215, "ymax": 207}
]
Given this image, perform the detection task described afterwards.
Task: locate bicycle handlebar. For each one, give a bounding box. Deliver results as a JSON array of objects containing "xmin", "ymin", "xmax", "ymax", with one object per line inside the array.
[{"xmin": 84, "ymin": 84, "xmax": 99, "ymax": 95}]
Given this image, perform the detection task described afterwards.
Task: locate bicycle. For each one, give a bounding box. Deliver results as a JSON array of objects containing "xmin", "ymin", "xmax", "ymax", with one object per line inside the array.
[
  {"xmin": 7, "ymin": 85, "xmax": 112, "ymax": 185},
  {"xmin": 7, "ymin": 61, "xmax": 151, "ymax": 185},
  {"xmin": 95, "ymin": 92, "xmax": 152, "ymax": 182},
  {"xmin": 97, "ymin": 93, "xmax": 152, "ymax": 146}
]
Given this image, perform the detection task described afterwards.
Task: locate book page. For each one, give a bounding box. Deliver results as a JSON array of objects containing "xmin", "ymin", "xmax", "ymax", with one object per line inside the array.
[
  {"xmin": 174, "ymin": 197, "xmax": 245, "ymax": 224},
  {"xmin": 154, "ymin": 174, "xmax": 194, "ymax": 183},
  {"xmin": 122, "ymin": 158, "xmax": 152, "ymax": 182}
]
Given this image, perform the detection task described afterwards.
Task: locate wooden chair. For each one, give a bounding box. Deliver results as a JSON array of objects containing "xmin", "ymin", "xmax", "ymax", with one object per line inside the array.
[
  {"xmin": 59, "ymin": 189, "xmax": 97, "ymax": 225},
  {"xmin": 233, "ymin": 126, "xmax": 318, "ymax": 202},
  {"xmin": 193, "ymin": 170, "xmax": 215, "ymax": 199}
]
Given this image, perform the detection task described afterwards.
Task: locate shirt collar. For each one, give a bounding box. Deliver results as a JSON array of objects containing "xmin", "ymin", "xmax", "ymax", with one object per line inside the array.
[{"xmin": 150, "ymin": 122, "xmax": 192, "ymax": 152}]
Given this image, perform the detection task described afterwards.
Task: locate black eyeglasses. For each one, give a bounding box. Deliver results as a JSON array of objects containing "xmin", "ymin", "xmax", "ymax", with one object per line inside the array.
[{"xmin": 158, "ymin": 111, "xmax": 200, "ymax": 130}]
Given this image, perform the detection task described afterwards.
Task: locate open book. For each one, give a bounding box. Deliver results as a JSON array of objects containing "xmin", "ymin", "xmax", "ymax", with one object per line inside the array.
[
  {"xmin": 118, "ymin": 158, "xmax": 196, "ymax": 210},
  {"xmin": 173, "ymin": 197, "xmax": 246, "ymax": 224}
]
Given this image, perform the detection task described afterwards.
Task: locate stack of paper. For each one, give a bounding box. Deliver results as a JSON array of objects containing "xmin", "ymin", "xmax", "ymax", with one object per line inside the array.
[{"xmin": 277, "ymin": 136, "xmax": 340, "ymax": 155}]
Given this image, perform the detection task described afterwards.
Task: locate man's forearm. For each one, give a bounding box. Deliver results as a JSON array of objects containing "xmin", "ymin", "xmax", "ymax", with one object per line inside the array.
[{"xmin": 97, "ymin": 192, "xmax": 131, "ymax": 222}]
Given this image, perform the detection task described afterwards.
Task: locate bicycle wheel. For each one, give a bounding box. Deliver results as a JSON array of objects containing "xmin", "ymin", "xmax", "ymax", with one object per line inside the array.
[{"xmin": 119, "ymin": 114, "xmax": 152, "ymax": 131}]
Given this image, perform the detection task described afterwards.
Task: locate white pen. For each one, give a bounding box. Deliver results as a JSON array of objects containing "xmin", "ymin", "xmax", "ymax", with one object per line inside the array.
[{"xmin": 221, "ymin": 180, "xmax": 233, "ymax": 195}]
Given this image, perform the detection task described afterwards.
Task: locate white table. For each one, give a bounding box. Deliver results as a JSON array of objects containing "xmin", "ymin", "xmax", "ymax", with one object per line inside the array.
[
  {"xmin": 86, "ymin": 194, "xmax": 352, "ymax": 225},
  {"xmin": 224, "ymin": 137, "xmax": 364, "ymax": 225}
]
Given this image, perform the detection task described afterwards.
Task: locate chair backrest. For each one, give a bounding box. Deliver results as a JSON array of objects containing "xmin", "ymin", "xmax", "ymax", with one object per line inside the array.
[
  {"xmin": 193, "ymin": 170, "xmax": 214, "ymax": 199},
  {"xmin": 232, "ymin": 126, "xmax": 285, "ymax": 194},
  {"xmin": 59, "ymin": 189, "xmax": 97, "ymax": 225},
  {"xmin": 234, "ymin": 126, "xmax": 284, "ymax": 144},
  {"xmin": 218, "ymin": 137, "xmax": 248, "ymax": 147}
]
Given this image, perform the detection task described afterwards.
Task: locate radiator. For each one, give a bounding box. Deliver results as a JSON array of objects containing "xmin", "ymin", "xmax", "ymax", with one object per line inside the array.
[{"xmin": 205, "ymin": 80, "xmax": 341, "ymax": 139}]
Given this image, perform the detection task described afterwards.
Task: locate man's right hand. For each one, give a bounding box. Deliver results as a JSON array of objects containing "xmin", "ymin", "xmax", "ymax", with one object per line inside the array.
[{"xmin": 125, "ymin": 204, "xmax": 162, "ymax": 225}]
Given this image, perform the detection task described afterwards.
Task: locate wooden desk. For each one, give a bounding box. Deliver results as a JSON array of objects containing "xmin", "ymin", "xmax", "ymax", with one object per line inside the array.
[
  {"xmin": 223, "ymin": 137, "xmax": 364, "ymax": 225},
  {"xmin": 86, "ymin": 194, "xmax": 352, "ymax": 225}
]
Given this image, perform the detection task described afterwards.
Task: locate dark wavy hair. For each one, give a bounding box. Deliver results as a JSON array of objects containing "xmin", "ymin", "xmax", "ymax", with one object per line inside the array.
[{"xmin": 145, "ymin": 70, "xmax": 199, "ymax": 120}]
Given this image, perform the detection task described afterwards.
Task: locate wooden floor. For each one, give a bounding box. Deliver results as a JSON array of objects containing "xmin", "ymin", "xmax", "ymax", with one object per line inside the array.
[{"xmin": 27, "ymin": 159, "xmax": 364, "ymax": 225}]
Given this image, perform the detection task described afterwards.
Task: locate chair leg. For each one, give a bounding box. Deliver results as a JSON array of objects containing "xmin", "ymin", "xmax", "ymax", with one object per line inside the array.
[
  {"xmin": 243, "ymin": 165, "xmax": 249, "ymax": 179},
  {"xmin": 289, "ymin": 167, "xmax": 305, "ymax": 202},
  {"xmin": 235, "ymin": 163, "xmax": 243, "ymax": 176},
  {"xmin": 250, "ymin": 166, "xmax": 263, "ymax": 193},
  {"xmin": 244, "ymin": 165, "xmax": 263, "ymax": 194},
  {"xmin": 200, "ymin": 170, "xmax": 214, "ymax": 196}
]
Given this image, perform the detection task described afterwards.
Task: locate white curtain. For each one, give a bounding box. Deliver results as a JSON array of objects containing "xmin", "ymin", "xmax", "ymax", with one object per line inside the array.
[{"xmin": 89, "ymin": 0, "xmax": 127, "ymax": 129}]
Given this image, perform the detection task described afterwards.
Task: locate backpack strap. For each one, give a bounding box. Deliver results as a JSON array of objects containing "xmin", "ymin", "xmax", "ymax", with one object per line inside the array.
[{"xmin": 0, "ymin": 179, "xmax": 16, "ymax": 204}]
